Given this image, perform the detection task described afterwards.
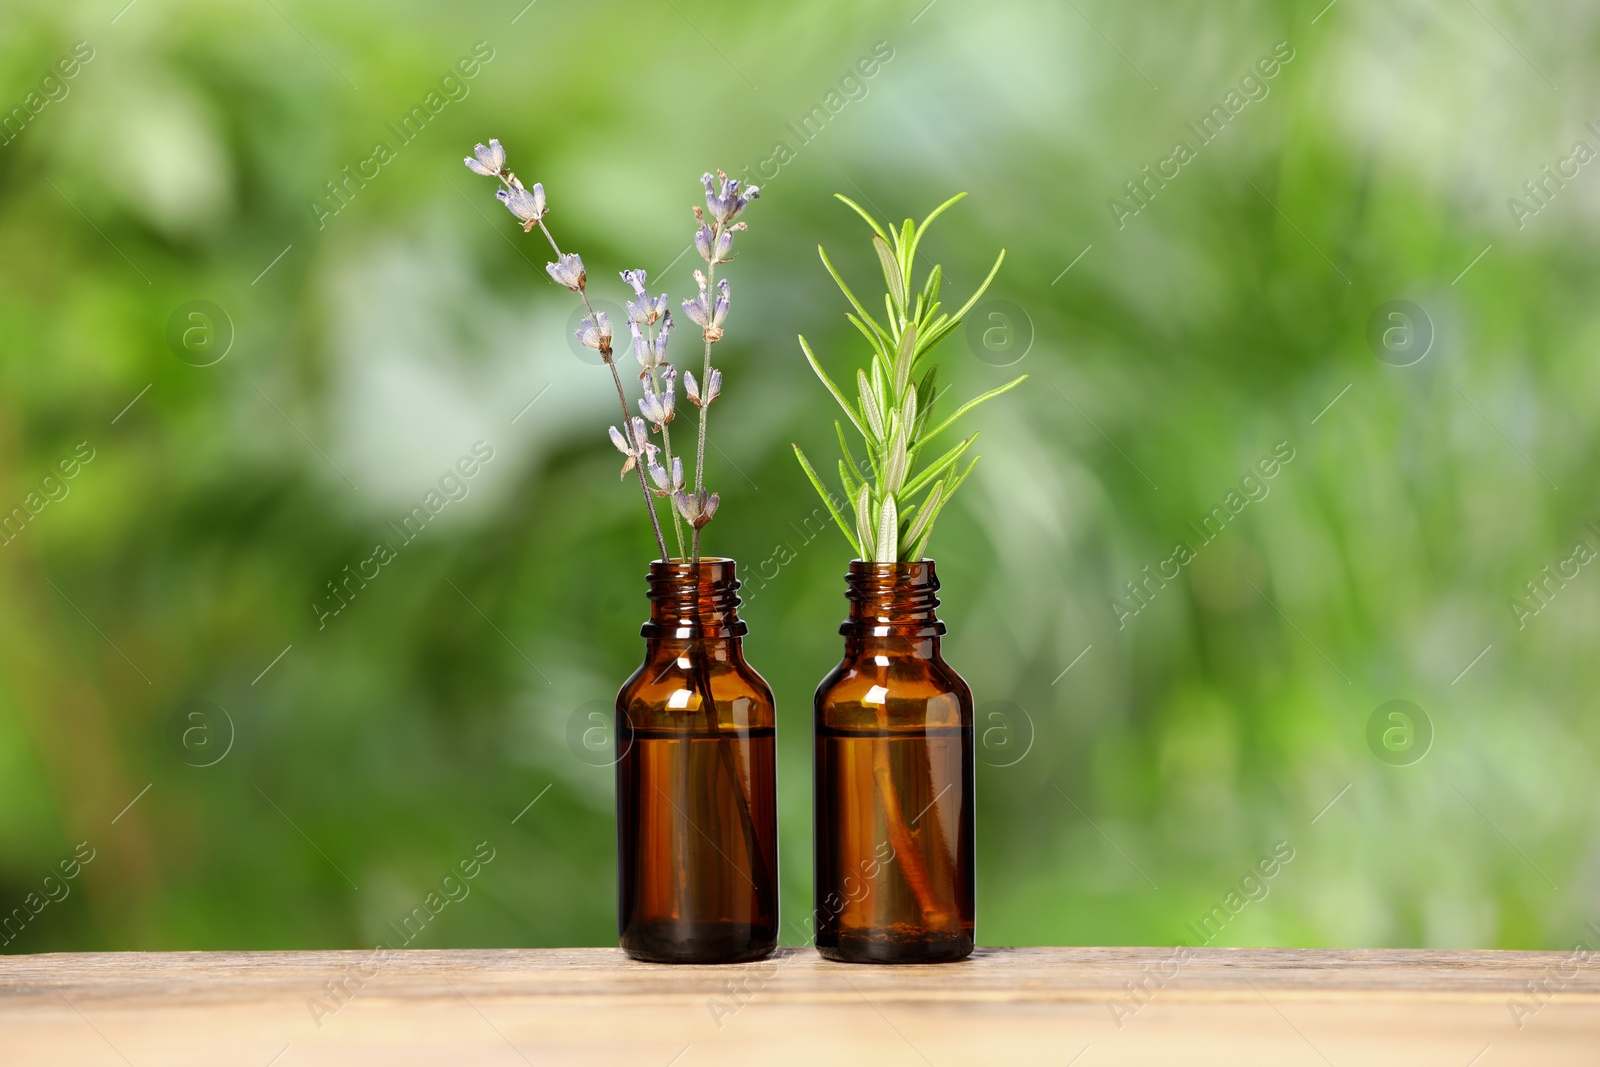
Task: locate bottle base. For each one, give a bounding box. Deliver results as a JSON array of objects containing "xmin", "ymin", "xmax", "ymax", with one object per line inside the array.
[
  {"xmin": 816, "ymin": 926, "xmax": 973, "ymax": 965},
  {"xmin": 620, "ymin": 919, "xmax": 777, "ymax": 965}
]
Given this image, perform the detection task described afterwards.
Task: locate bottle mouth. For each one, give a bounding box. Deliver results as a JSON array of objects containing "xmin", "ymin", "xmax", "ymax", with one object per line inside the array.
[
  {"xmin": 843, "ymin": 559, "xmax": 944, "ymax": 635},
  {"xmin": 644, "ymin": 557, "xmax": 746, "ymax": 638}
]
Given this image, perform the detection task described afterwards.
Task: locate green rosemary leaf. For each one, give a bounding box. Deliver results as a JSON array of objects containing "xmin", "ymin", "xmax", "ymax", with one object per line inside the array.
[
  {"xmin": 903, "ymin": 480, "xmax": 945, "ymax": 549},
  {"xmin": 883, "ymin": 418, "xmax": 909, "ymax": 495},
  {"xmin": 833, "ymin": 193, "xmax": 891, "ymax": 243},
  {"xmin": 915, "ymin": 365, "xmax": 939, "ymax": 435},
  {"xmin": 873, "ymin": 235, "xmax": 905, "ymax": 317},
  {"xmin": 800, "ymin": 335, "xmax": 867, "ymax": 438},
  {"xmin": 899, "ymin": 433, "xmax": 975, "ymax": 499},
  {"xmin": 920, "ymin": 263, "xmax": 943, "ymax": 314},
  {"xmin": 948, "ymin": 246, "xmax": 1007, "ymax": 323},
  {"xmin": 855, "ymin": 484, "xmax": 873, "ymax": 560},
  {"xmin": 838, "ymin": 458, "xmax": 859, "ymax": 502},
  {"xmin": 899, "ymin": 218, "xmax": 916, "ymax": 299},
  {"xmin": 876, "ymin": 493, "xmax": 899, "ymax": 563},
  {"xmin": 818, "ymin": 244, "xmax": 889, "ymax": 344},
  {"xmin": 923, "ymin": 374, "xmax": 1028, "ymax": 442},
  {"xmin": 845, "ymin": 313, "xmax": 889, "ymax": 362},
  {"xmin": 793, "ymin": 444, "xmax": 860, "ymax": 554},
  {"xmin": 907, "ymin": 192, "xmax": 967, "ymax": 267},
  {"xmin": 892, "ymin": 322, "xmax": 918, "ymax": 398},
  {"xmin": 857, "ymin": 369, "xmax": 885, "ymax": 440},
  {"xmin": 834, "ymin": 419, "xmax": 865, "ymax": 482},
  {"xmin": 909, "ymin": 455, "xmax": 979, "ymax": 560}
]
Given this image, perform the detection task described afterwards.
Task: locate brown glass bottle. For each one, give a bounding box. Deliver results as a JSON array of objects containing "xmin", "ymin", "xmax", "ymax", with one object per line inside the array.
[
  {"xmin": 813, "ymin": 560, "xmax": 974, "ymax": 964},
  {"xmin": 615, "ymin": 558, "xmax": 778, "ymax": 964}
]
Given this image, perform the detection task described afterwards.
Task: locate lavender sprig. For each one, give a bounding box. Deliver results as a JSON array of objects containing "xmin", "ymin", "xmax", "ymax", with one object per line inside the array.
[
  {"xmin": 464, "ymin": 138, "xmax": 670, "ymax": 562},
  {"xmin": 622, "ymin": 269, "xmax": 687, "ymax": 559},
  {"xmin": 684, "ymin": 171, "xmax": 758, "ymax": 562}
]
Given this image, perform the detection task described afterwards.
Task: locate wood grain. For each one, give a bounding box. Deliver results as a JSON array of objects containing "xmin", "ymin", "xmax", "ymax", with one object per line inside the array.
[{"xmin": 2, "ymin": 946, "xmax": 1597, "ymax": 1065}]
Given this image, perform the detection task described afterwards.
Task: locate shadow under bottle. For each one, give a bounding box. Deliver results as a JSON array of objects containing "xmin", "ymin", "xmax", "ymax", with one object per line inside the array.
[
  {"xmin": 615, "ymin": 558, "xmax": 779, "ymax": 964},
  {"xmin": 813, "ymin": 560, "xmax": 975, "ymax": 964}
]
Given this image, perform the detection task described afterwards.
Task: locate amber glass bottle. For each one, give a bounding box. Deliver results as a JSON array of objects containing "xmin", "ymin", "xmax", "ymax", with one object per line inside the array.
[
  {"xmin": 813, "ymin": 560, "xmax": 975, "ymax": 964},
  {"xmin": 615, "ymin": 558, "xmax": 778, "ymax": 964}
]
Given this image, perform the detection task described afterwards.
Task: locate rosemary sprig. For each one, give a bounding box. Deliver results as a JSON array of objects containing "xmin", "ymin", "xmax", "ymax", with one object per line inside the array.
[{"xmin": 793, "ymin": 192, "xmax": 1026, "ymax": 561}]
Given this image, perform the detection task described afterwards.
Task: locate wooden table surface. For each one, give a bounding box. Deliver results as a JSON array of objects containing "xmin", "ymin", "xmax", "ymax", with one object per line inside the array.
[{"xmin": 2, "ymin": 946, "xmax": 1597, "ymax": 1066}]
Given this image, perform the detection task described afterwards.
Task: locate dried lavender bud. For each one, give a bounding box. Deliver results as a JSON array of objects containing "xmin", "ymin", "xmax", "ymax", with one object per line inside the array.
[
  {"xmin": 638, "ymin": 365, "xmax": 676, "ymax": 427},
  {"xmin": 464, "ymin": 139, "xmax": 507, "ymax": 176},
  {"xmin": 546, "ymin": 252, "xmax": 585, "ymax": 290},
  {"xmin": 649, "ymin": 455, "xmax": 685, "ymax": 494},
  {"xmin": 672, "ymin": 488, "xmax": 720, "ymax": 528},
  {"xmin": 608, "ymin": 417, "xmax": 658, "ymax": 478},
  {"xmin": 620, "ymin": 269, "xmax": 649, "ymax": 300},
  {"xmin": 653, "ymin": 310, "xmax": 673, "ymax": 364},
  {"xmin": 629, "ymin": 321, "xmax": 656, "ymax": 371},
  {"xmin": 683, "ymin": 275, "xmax": 730, "ymax": 341},
  {"xmin": 576, "ymin": 311, "xmax": 611, "ymax": 352},
  {"xmin": 496, "ymin": 179, "xmax": 546, "ymax": 231},
  {"xmin": 701, "ymin": 171, "xmax": 759, "ymax": 226},
  {"xmin": 685, "ymin": 367, "xmax": 721, "ymax": 407}
]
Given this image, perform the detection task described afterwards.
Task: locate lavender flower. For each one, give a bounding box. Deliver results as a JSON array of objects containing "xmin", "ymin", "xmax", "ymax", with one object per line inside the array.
[
  {"xmin": 608, "ymin": 417, "xmax": 659, "ymax": 478},
  {"xmin": 695, "ymin": 224, "xmax": 735, "ymax": 266},
  {"xmin": 701, "ymin": 171, "xmax": 759, "ymax": 226},
  {"xmin": 576, "ymin": 310, "xmax": 611, "ymax": 353},
  {"xmin": 648, "ymin": 455, "xmax": 684, "ymax": 494},
  {"xmin": 673, "ymin": 488, "xmax": 720, "ymax": 529},
  {"xmin": 683, "ymin": 273, "xmax": 730, "ymax": 342},
  {"xmin": 629, "ymin": 321, "xmax": 655, "ymax": 371},
  {"xmin": 684, "ymin": 367, "xmax": 721, "ymax": 407},
  {"xmin": 628, "ymin": 312, "xmax": 675, "ymax": 373},
  {"xmin": 639, "ymin": 365, "xmax": 676, "ymax": 427},
  {"xmin": 546, "ymin": 252, "xmax": 585, "ymax": 290},
  {"xmin": 464, "ymin": 139, "xmax": 507, "ymax": 177},
  {"xmin": 621, "ymin": 269, "xmax": 668, "ymax": 326},
  {"xmin": 653, "ymin": 310, "xmax": 673, "ymax": 364},
  {"xmin": 495, "ymin": 179, "xmax": 546, "ymax": 231}
]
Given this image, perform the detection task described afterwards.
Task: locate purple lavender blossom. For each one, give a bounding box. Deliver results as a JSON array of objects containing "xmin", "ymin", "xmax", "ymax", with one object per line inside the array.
[
  {"xmin": 464, "ymin": 139, "xmax": 507, "ymax": 176},
  {"xmin": 701, "ymin": 172, "xmax": 759, "ymax": 226},
  {"xmin": 672, "ymin": 488, "xmax": 720, "ymax": 528},
  {"xmin": 495, "ymin": 180, "xmax": 546, "ymax": 231},
  {"xmin": 683, "ymin": 273, "xmax": 730, "ymax": 341},
  {"xmin": 576, "ymin": 311, "xmax": 611, "ymax": 353},
  {"xmin": 546, "ymin": 252, "xmax": 585, "ymax": 290},
  {"xmin": 638, "ymin": 365, "xmax": 676, "ymax": 427},
  {"xmin": 608, "ymin": 417, "xmax": 659, "ymax": 478},
  {"xmin": 684, "ymin": 367, "xmax": 721, "ymax": 407}
]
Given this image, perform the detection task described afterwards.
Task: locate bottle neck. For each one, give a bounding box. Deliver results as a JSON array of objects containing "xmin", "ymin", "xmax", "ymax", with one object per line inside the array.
[
  {"xmin": 840, "ymin": 560, "xmax": 946, "ymax": 657},
  {"xmin": 641, "ymin": 557, "xmax": 747, "ymax": 644}
]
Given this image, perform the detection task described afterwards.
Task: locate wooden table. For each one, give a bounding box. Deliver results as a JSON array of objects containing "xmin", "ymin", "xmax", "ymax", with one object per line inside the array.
[{"xmin": 2, "ymin": 947, "xmax": 1596, "ymax": 1065}]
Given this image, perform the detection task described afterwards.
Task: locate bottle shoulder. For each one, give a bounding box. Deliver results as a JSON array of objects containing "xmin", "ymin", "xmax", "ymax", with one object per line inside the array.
[
  {"xmin": 814, "ymin": 650, "xmax": 972, "ymax": 730},
  {"xmin": 618, "ymin": 645, "xmax": 775, "ymax": 731}
]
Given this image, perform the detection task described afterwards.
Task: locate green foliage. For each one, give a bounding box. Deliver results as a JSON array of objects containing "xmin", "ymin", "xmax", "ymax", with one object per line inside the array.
[
  {"xmin": 0, "ymin": 0, "xmax": 1593, "ymax": 957},
  {"xmin": 794, "ymin": 194, "xmax": 1025, "ymax": 561}
]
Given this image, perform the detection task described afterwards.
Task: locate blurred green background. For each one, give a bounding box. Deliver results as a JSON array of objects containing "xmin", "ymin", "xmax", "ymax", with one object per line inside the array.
[{"xmin": 1, "ymin": 0, "xmax": 1595, "ymax": 955}]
